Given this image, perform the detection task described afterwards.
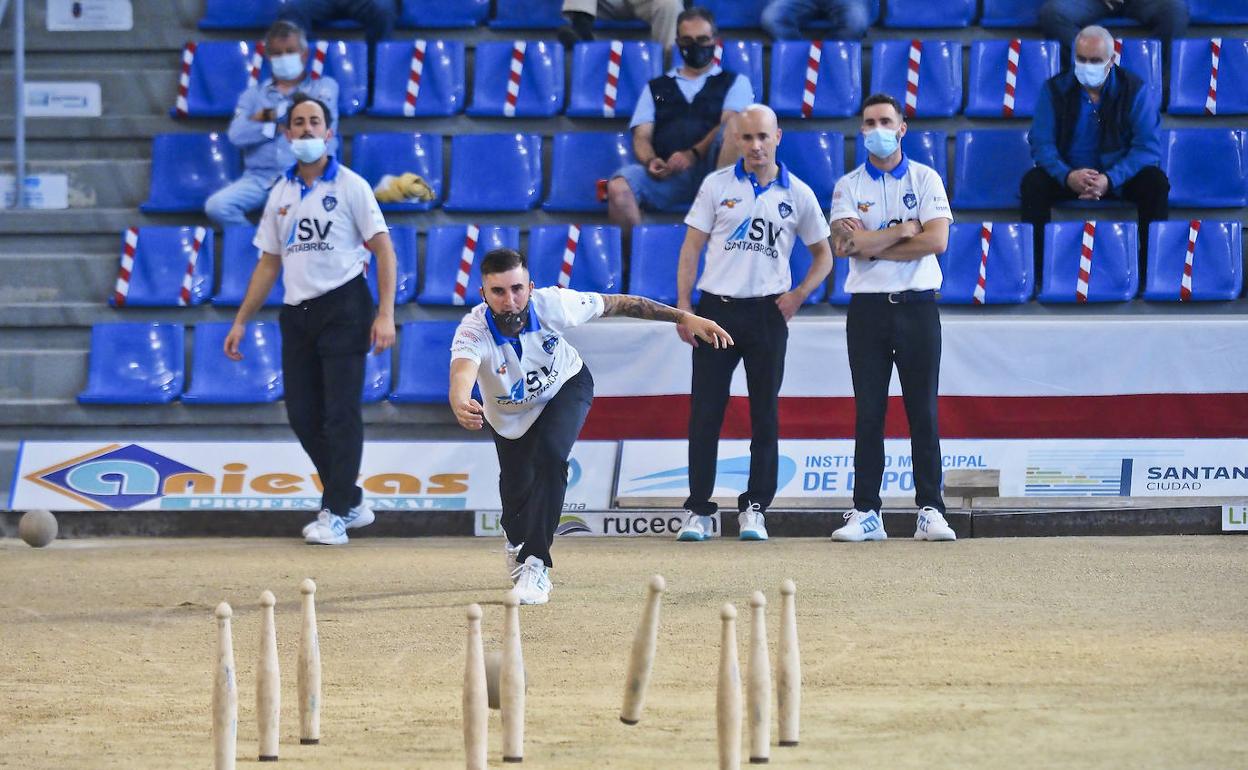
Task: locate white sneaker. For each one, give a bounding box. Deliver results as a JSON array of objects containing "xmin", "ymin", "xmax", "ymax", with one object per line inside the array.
[
  {"xmin": 303, "ymin": 500, "xmax": 374, "ymax": 537},
  {"xmin": 503, "ymin": 540, "xmax": 524, "ymax": 585},
  {"xmin": 914, "ymin": 507, "xmax": 957, "ymax": 541},
  {"xmin": 830, "ymin": 509, "xmax": 887, "ymax": 542},
  {"xmin": 513, "ymin": 556, "xmax": 551, "ymax": 605},
  {"xmin": 738, "ymin": 503, "xmax": 769, "ymax": 541},
  {"xmin": 304, "ymin": 510, "xmax": 348, "ymax": 546},
  {"xmin": 676, "ymin": 512, "xmax": 714, "ymax": 542}
]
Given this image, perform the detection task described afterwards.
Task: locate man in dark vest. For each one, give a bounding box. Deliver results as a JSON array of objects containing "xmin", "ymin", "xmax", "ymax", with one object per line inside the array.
[
  {"xmin": 1021, "ymin": 24, "xmax": 1168, "ymax": 283},
  {"xmin": 606, "ymin": 5, "xmax": 753, "ymax": 255}
]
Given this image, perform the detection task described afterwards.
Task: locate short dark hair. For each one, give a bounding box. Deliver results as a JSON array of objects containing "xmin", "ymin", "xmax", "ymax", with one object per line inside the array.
[
  {"xmin": 480, "ymin": 248, "xmax": 528, "ymax": 277},
  {"xmin": 286, "ymin": 92, "xmax": 333, "ymax": 128},
  {"xmin": 862, "ymin": 93, "xmax": 904, "ymax": 119},
  {"xmin": 677, "ymin": 6, "xmax": 716, "ymax": 34}
]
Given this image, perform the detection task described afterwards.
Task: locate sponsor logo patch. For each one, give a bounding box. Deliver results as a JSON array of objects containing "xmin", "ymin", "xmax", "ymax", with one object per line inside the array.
[{"xmin": 322, "ymin": 195, "xmax": 337, "ymax": 212}]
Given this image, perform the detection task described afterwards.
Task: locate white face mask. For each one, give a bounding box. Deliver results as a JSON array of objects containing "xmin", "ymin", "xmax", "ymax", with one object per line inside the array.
[
  {"xmin": 1074, "ymin": 60, "xmax": 1110, "ymax": 89},
  {"xmin": 270, "ymin": 52, "xmax": 304, "ymax": 81},
  {"xmin": 290, "ymin": 137, "xmax": 326, "ymax": 164}
]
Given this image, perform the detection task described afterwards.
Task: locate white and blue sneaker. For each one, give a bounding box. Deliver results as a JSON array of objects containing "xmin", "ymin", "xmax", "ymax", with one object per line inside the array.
[
  {"xmin": 504, "ymin": 540, "xmax": 524, "ymax": 585},
  {"xmin": 513, "ymin": 556, "xmax": 551, "ymax": 605},
  {"xmin": 914, "ymin": 507, "xmax": 956, "ymax": 541},
  {"xmin": 830, "ymin": 509, "xmax": 887, "ymax": 542},
  {"xmin": 304, "ymin": 510, "xmax": 348, "ymax": 546},
  {"xmin": 676, "ymin": 512, "xmax": 714, "ymax": 542},
  {"xmin": 738, "ymin": 503, "xmax": 769, "ymax": 541},
  {"xmin": 303, "ymin": 500, "xmax": 374, "ymax": 537}
]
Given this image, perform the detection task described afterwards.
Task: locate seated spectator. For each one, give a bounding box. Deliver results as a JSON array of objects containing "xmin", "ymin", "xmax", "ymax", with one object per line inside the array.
[
  {"xmin": 1040, "ymin": 0, "xmax": 1188, "ymax": 59},
  {"xmin": 761, "ymin": 0, "xmax": 870, "ymax": 41},
  {"xmin": 1021, "ymin": 24, "xmax": 1168, "ymax": 281},
  {"xmin": 556, "ymin": 0, "xmax": 684, "ymax": 52},
  {"xmin": 606, "ymin": 6, "xmax": 753, "ymax": 253},
  {"xmin": 206, "ymin": 21, "xmax": 340, "ymax": 227}
]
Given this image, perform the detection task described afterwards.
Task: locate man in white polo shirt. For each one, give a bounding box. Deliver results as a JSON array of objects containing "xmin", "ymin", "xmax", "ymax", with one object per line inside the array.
[
  {"xmin": 449, "ymin": 248, "xmax": 732, "ymax": 605},
  {"xmin": 674, "ymin": 103, "xmax": 833, "ymax": 543},
  {"xmin": 225, "ymin": 93, "xmax": 397, "ymax": 546},
  {"xmin": 828, "ymin": 92, "xmax": 956, "ymax": 543}
]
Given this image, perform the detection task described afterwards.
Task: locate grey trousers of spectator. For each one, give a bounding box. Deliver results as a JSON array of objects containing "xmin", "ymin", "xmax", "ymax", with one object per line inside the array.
[{"xmin": 562, "ymin": 0, "xmax": 683, "ymax": 47}]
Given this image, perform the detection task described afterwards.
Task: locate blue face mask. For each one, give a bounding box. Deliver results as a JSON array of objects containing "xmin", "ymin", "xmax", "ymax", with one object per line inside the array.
[
  {"xmin": 290, "ymin": 137, "xmax": 326, "ymax": 164},
  {"xmin": 1075, "ymin": 61, "xmax": 1110, "ymax": 89},
  {"xmin": 270, "ymin": 52, "xmax": 304, "ymax": 81},
  {"xmin": 863, "ymin": 127, "xmax": 900, "ymax": 159}
]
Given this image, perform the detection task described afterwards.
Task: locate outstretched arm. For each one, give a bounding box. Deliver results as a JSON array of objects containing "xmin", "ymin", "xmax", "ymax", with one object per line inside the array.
[{"xmin": 601, "ymin": 294, "xmax": 735, "ymax": 349}]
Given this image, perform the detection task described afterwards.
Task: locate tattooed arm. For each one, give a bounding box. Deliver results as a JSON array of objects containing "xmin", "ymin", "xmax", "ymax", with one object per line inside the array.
[{"xmin": 600, "ymin": 294, "xmax": 735, "ymax": 349}]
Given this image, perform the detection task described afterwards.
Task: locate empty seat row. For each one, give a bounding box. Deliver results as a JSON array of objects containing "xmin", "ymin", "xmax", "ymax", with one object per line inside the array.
[
  {"xmin": 176, "ymin": 37, "xmax": 1248, "ymax": 119},
  {"xmin": 200, "ymin": 0, "xmax": 1246, "ymax": 31},
  {"xmin": 78, "ymin": 320, "xmax": 457, "ymax": 405},
  {"xmin": 141, "ymin": 128, "xmax": 1248, "ymax": 218}
]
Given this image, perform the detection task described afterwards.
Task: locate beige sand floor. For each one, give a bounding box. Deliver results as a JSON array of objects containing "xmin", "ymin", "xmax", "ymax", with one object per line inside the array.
[{"xmin": 0, "ymin": 535, "xmax": 1245, "ymax": 769}]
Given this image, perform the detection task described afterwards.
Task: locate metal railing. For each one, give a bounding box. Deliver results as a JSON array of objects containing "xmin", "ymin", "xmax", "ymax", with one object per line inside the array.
[{"xmin": 3, "ymin": 0, "xmax": 25, "ymax": 209}]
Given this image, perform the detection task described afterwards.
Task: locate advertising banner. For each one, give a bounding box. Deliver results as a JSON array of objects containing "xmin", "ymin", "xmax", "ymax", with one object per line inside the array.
[
  {"xmin": 474, "ymin": 510, "xmax": 721, "ymax": 538},
  {"xmin": 47, "ymin": 0, "xmax": 133, "ymax": 31},
  {"xmin": 9, "ymin": 441, "xmax": 617, "ymax": 512}
]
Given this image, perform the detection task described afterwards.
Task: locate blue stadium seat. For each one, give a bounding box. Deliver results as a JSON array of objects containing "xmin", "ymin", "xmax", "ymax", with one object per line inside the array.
[
  {"xmin": 369, "ymin": 40, "xmax": 464, "ymax": 117},
  {"xmin": 544, "ymin": 132, "xmax": 632, "ymax": 213},
  {"xmin": 351, "ymin": 132, "xmax": 443, "ymax": 212},
  {"xmin": 1115, "ymin": 38, "xmax": 1162, "ymax": 109},
  {"xmin": 1188, "ymin": 0, "xmax": 1248, "ymax": 24},
  {"xmin": 980, "ymin": 0, "xmax": 1040, "ymax": 27},
  {"xmin": 951, "ymin": 130, "xmax": 1032, "ymax": 210},
  {"xmin": 788, "ymin": 239, "xmax": 828, "ymax": 305},
  {"xmin": 828, "ymin": 257, "xmax": 852, "ymax": 305},
  {"xmin": 965, "ymin": 40, "xmax": 1061, "ymax": 118},
  {"xmin": 141, "ymin": 133, "xmax": 241, "ymax": 213},
  {"xmin": 853, "ymin": 129, "xmax": 948, "ymax": 183},
  {"xmin": 182, "ymin": 322, "xmax": 284, "ymax": 403},
  {"xmin": 937, "ymin": 223, "xmax": 1035, "ymax": 304},
  {"xmin": 1169, "ymin": 38, "xmax": 1248, "ymax": 115},
  {"xmin": 398, "ymin": 0, "xmax": 489, "ymax": 28},
  {"xmin": 365, "ymin": 225, "xmax": 418, "ymax": 305},
  {"xmin": 418, "ymin": 225, "xmax": 522, "ymax": 305},
  {"xmin": 311, "ymin": 40, "xmax": 367, "ymax": 116},
  {"xmin": 768, "ymin": 41, "xmax": 861, "ymax": 119},
  {"xmin": 213, "ymin": 225, "xmax": 285, "ymax": 307},
  {"xmin": 628, "ymin": 224, "xmax": 704, "ymax": 306},
  {"xmin": 443, "ymin": 134, "xmax": 543, "ymax": 211},
  {"xmin": 467, "ymin": 40, "xmax": 564, "ymax": 117},
  {"xmin": 200, "ymin": 0, "xmax": 278, "ymax": 29},
  {"xmin": 1162, "ymin": 129, "xmax": 1248, "ymax": 207},
  {"xmin": 1144, "ymin": 220, "xmax": 1243, "ymax": 301},
  {"xmin": 870, "ymin": 40, "xmax": 962, "ymax": 118},
  {"xmin": 489, "ymin": 0, "xmax": 563, "ymax": 28},
  {"xmin": 111, "ymin": 226, "xmax": 214, "ymax": 307},
  {"xmin": 78, "ymin": 323, "xmax": 186, "ymax": 405},
  {"xmin": 1038, "ymin": 221, "xmax": 1139, "ymax": 303},
  {"xmin": 701, "ymin": 0, "xmax": 767, "ymax": 28},
  {"xmin": 776, "ymin": 131, "xmax": 844, "ymax": 210},
  {"xmin": 673, "ymin": 40, "xmax": 765, "ymax": 101},
  {"xmin": 173, "ymin": 41, "xmax": 255, "ymax": 118},
  {"xmin": 566, "ymin": 40, "xmax": 662, "ymax": 118},
  {"xmin": 528, "ymin": 225, "xmax": 623, "ymax": 293},
  {"xmin": 882, "ymin": 0, "xmax": 974, "ymax": 27},
  {"xmin": 390, "ymin": 321, "xmax": 461, "ymax": 403},
  {"xmin": 362, "ymin": 348, "xmax": 392, "ymax": 403}
]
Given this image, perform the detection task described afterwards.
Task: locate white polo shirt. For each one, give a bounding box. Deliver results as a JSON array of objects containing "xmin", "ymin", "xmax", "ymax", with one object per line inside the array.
[
  {"xmin": 450, "ymin": 287, "xmax": 605, "ymax": 439},
  {"xmin": 829, "ymin": 154, "xmax": 951, "ymax": 293},
  {"xmin": 254, "ymin": 157, "xmax": 389, "ymax": 304},
  {"xmin": 685, "ymin": 160, "xmax": 831, "ymax": 298}
]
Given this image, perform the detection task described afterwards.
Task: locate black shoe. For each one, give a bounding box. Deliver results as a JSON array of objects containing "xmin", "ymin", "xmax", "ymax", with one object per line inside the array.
[{"xmin": 556, "ymin": 24, "xmax": 593, "ymax": 49}]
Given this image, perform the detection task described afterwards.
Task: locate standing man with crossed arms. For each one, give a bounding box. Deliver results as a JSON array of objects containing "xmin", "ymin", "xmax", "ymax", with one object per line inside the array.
[
  {"xmin": 828, "ymin": 93, "xmax": 955, "ymax": 543},
  {"xmin": 674, "ymin": 104, "xmax": 833, "ymax": 543},
  {"xmin": 225, "ymin": 94, "xmax": 397, "ymax": 546}
]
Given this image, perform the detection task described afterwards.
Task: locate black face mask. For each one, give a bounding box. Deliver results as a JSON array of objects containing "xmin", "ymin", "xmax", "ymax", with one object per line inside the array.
[
  {"xmin": 680, "ymin": 42, "xmax": 716, "ymax": 69},
  {"xmin": 490, "ymin": 304, "xmax": 530, "ymax": 337}
]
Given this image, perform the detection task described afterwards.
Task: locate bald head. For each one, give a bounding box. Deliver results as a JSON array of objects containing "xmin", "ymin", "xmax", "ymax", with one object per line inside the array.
[{"xmin": 735, "ymin": 103, "xmax": 782, "ymax": 176}]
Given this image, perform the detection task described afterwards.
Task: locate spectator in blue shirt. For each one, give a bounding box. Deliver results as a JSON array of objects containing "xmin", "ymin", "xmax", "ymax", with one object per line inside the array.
[
  {"xmin": 760, "ymin": 0, "xmax": 870, "ymax": 41},
  {"xmin": 205, "ymin": 21, "xmax": 340, "ymax": 227},
  {"xmin": 1021, "ymin": 25, "xmax": 1168, "ymax": 282}
]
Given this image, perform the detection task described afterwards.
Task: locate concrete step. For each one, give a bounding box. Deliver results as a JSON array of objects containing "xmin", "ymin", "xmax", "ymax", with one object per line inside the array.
[
  {"xmin": 0, "ymin": 159, "xmax": 149, "ymax": 208},
  {"xmin": 0, "ymin": 350, "xmax": 89, "ymax": 400},
  {"xmin": 0, "ymin": 253, "xmax": 120, "ymax": 305},
  {"xmin": 0, "ymin": 69, "xmax": 177, "ymax": 119}
]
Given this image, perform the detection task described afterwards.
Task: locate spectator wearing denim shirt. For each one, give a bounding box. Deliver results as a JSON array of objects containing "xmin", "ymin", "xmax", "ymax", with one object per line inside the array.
[
  {"xmin": 1021, "ymin": 25, "xmax": 1168, "ymax": 282},
  {"xmin": 205, "ymin": 21, "xmax": 340, "ymax": 227}
]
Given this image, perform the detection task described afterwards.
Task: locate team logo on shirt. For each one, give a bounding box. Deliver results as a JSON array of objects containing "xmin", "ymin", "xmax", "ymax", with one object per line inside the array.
[
  {"xmin": 719, "ymin": 197, "xmax": 742, "ymax": 209},
  {"xmin": 496, "ymin": 363, "xmax": 507, "ymax": 375},
  {"xmin": 778, "ymin": 202, "xmax": 793, "ymax": 219},
  {"xmin": 857, "ymin": 201, "xmax": 875, "ymax": 213},
  {"xmin": 725, "ymin": 217, "xmax": 783, "ymax": 259},
  {"xmin": 278, "ymin": 205, "xmax": 290, "ymax": 216},
  {"xmin": 903, "ymin": 193, "xmax": 917, "ymax": 209},
  {"xmin": 541, "ymin": 335, "xmax": 560, "ymax": 354},
  {"xmin": 322, "ymin": 195, "xmax": 337, "ymax": 212}
]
